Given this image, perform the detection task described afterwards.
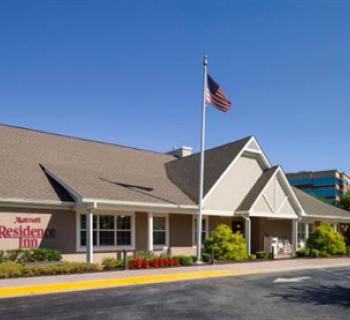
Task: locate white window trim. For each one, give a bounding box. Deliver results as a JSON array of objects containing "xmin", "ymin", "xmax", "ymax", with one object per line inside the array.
[
  {"xmin": 297, "ymin": 222, "xmax": 315, "ymax": 247},
  {"xmin": 297, "ymin": 222, "xmax": 306, "ymax": 244},
  {"xmin": 76, "ymin": 211, "xmax": 135, "ymax": 252},
  {"xmin": 152, "ymin": 213, "xmax": 169, "ymax": 249},
  {"xmin": 192, "ymin": 215, "xmax": 209, "ymax": 246}
]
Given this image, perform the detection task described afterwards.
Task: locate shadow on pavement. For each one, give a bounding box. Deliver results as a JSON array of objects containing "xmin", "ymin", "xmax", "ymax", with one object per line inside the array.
[{"xmin": 272, "ymin": 285, "xmax": 350, "ymax": 307}]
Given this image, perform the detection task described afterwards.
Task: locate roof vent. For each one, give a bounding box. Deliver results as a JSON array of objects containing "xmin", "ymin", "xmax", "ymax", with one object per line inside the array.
[{"xmin": 167, "ymin": 146, "xmax": 193, "ymax": 158}]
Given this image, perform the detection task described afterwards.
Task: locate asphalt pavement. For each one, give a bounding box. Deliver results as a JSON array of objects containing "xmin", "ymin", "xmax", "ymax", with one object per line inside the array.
[{"xmin": 0, "ymin": 266, "xmax": 349, "ymax": 320}]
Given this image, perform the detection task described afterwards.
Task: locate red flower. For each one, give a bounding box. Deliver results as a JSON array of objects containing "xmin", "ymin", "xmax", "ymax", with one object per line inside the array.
[
  {"xmin": 141, "ymin": 259, "xmax": 149, "ymax": 268},
  {"xmin": 128, "ymin": 260, "xmax": 134, "ymax": 269},
  {"xmin": 134, "ymin": 258, "xmax": 142, "ymax": 269},
  {"xmin": 173, "ymin": 258, "xmax": 180, "ymax": 267}
]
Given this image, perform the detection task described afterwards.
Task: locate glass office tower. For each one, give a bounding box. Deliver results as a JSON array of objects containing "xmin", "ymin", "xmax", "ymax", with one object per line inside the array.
[{"xmin": 287, "ymin": 170, "xmax": 350, "ymax": 205}]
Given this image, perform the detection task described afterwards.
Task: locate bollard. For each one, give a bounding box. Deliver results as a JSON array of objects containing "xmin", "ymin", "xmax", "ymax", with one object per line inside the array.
[
  {"xmin": 211, "ymin": 247, "xmax": 215, "ymax": 265},
  {"xmin": 271, "ymin": 246, "xmax": 275, "ymax": 260},
  {"xmin": 123, "ymin": 250, "xmax": 127, "ymax": 270}
]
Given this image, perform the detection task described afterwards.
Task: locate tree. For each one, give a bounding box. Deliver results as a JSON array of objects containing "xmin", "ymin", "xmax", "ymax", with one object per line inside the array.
[
  {"xmin": 307, "ymin": 224, "xmax": 346, "ymax": 256},
  {"xmin": 204, "ymin": 224, "xmax": 247, "ymax": 261},
  {"xmin": 337, "ymin": 191, "xmax": 350, "ymax": 211}
]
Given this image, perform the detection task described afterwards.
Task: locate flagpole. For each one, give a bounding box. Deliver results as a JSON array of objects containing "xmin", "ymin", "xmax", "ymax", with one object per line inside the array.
[{"xmin": 196, "ymin": 54, "xmax": 208, "ymax": 264}]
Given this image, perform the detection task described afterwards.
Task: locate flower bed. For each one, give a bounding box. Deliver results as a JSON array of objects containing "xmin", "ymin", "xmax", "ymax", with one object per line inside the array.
[{"xmin": 127, "ymin": 257, "xmax": 180, "ymax": 269}]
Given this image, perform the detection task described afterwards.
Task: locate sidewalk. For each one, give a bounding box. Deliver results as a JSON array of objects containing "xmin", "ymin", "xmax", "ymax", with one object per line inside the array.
[{"xmin": 0, "ymin": 257, "xmax": 349, "ymax": 298}]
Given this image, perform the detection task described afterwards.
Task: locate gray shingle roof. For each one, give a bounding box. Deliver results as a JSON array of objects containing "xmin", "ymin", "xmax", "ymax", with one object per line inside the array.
[
  {"xmin": 0, "ymin": 124, "xmax": 250, "ymax": 206},
  {"xmin": 237, "ymin": 166, "xmax": 279, "ymax": 212},
  {"xmin": 165, "ymin": 137, "xmax": 252, "ymax": 203},
  {"xmin": 293, "ymin": 187, "xmax": 350, "ymax": 219},
  {"xmin": 0, "ymin": 124, "xmax": 193, "ymax": 204}
]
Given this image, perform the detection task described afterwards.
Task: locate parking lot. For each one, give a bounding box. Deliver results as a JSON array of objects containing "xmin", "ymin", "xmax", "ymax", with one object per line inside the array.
[{"xmin": 0, "ymin": 266, "xmax": 349, "ymax": 320}]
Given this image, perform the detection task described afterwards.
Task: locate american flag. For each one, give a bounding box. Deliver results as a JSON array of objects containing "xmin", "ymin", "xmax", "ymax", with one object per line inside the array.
[{"xmin": 205, "ymin": 74, "xmax": 232, "ymax": 112}]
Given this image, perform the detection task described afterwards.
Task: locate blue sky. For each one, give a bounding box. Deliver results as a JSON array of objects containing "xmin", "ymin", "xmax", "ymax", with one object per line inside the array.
[{"xmin": 0, "ymin": 1, "xmax": 349, "ymax": 173}]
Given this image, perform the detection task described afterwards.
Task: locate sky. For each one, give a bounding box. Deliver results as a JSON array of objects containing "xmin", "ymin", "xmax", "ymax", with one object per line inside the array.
[{"xmin": 0, "ymin": 0, "xmax": 349, "ymax": 173}]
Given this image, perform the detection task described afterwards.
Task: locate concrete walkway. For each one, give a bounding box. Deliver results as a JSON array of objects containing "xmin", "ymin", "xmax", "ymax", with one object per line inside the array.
[{"xmin": 0, "ymin": 257, "xmax": 349, "ymax": 298}]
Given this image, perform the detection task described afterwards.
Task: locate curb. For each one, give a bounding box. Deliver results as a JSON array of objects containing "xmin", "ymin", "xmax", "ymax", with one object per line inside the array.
[{"xmin": 0, "ymin": 269, "xmax": 262, "ymax": 298}]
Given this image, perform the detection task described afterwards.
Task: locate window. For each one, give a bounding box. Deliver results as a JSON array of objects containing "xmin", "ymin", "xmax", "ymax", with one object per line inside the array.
[
  {"xmin": 99, "ymin": 215, "xmax": 115, "ymax": 245},
  {"xmin": 193, "ymin": 217, "xmax": 208, "ymax": 245},
  {"xmin": 298, "ymin": 222, "xmax": 314, "ymax": 244},
  {"xmin": 80, "ymin": 214, "xmax": 132, "ymax": 247},
  {"xmin": 117, "ymin": 216, "xmax": 131, "ymax": 245},
  {"xmin": 298, "ymin": 223, "xmax": 306, "ymax": 244},
  {"xmin": 80, "ymin": 215, "xmax": 97, "ymax": 246},
  {"xmin": 153, "ymin": 216, "xmax": 167, "ymax": 246}
]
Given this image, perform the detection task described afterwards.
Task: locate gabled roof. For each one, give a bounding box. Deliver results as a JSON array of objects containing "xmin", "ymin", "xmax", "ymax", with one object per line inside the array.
[
  {"xmin": 236, "ymin": 166, "xmax": 279, "ymax": 212},
  {"xmin": 293, "ymin": 187, "xmax": 350, "ymax": 219},
  {"xmin": 165, "ymin": 136, "xmax": 252, "ymax": 203}
]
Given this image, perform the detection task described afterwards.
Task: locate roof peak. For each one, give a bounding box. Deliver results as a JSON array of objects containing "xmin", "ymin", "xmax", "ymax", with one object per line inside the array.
[{"xmin": 169, "ymin": 135, "xmax": 253, "ymax": 162}]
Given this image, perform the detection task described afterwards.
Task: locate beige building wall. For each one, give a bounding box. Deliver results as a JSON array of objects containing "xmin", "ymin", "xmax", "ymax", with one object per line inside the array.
[
  {"xmin": 204, "ymin": 155, "xmax": 264, "ymax": 212},
  {"xmin": 169, "ymin": 213, "xmax": 192, "ymax": 247},
  {"xmin": 135, "ymin": 211, "xmax": 148, "ymax": 251},
  {"xmin": 209, "ymin": 216, "xmax": 233, "ymax": 233}
]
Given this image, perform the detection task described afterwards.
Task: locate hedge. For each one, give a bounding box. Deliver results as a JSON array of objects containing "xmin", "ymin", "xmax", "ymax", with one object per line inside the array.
[
  {"xmin": 0, "ymin": 261, "xmax": 101, "ymax": 279},
  {"xmin": 101, "ymin": 258, "xmax": 123, "ymax": 270},
  {"xmin": 0, "ymin": 248, "xmax": 62, "ymax": 263}
]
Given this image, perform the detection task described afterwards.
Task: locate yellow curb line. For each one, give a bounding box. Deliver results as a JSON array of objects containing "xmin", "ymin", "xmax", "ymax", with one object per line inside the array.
[{"xmin": 0, "ymin": 269, "xmax": 261, "ymax": 298}]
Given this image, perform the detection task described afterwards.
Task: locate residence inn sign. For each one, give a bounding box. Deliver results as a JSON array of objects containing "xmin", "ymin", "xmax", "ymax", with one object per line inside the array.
[{"xmin": 0, "ymin": 213, "xmax": 55, "ymax": 249}]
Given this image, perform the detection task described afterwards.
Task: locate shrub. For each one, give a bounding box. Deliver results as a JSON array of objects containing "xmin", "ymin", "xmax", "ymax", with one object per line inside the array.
[
  {"xmin": 307, "ymin": 224, "xmax": 346, "ymax": 256},
  {"xmin": 296, "ymin": 248, "xmax": 310, "ymax": 257},
  {"xmin": 5, "ymin": 249, "xmax": 25, "ymax": 263},
  {"xmin": 3, "ymin": 248, "xmax": 62, "ymax": 263},
  {"xmin": 248, "ymin": 254, "xmax": 256, "ymax": 260},
  {"xmin": 31, "ymin": 248, "xmax": 62, "ymax": 262},
  {"xmin": 0, "ymin": 262, "xmax": 24, "ymax": 278},
  {"xmin": 204, "ymin": 224, "xmax": 247, "ymax": 261},
  {"xmin": 0, "ymin": 250, "xmax": 5, "ymax": 263},
  {"xmin": 135, "ymin": 250, "xmax": 154, "ymax": 259},
  {"xmin": 0, "ymin": 261, "xmax": 102, "ymax": 279},
  {"xmin": 101, "ymin": 258, "xmax": 123, "ymax": 271},
  {"xmin": 24, "ymin": 262, "xmax": 101, "ymax": 277},
  {"xmin": 255, "ymin": 251, "xmax": 271, "ymax": 259},
  {"xmin": 201, "ymin": 252, "xmax": 211, "ymax": 262},
  {"xmin": 173, "ymin": 256, "xmax": 193, "ymax": 266},
  {"xmin": 309, "ymin": 249, "xmax": 320, "ymax": 258}
]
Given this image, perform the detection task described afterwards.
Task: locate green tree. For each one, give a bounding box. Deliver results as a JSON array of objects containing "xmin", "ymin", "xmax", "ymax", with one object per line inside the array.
[
  {"xmin": 204, "ymin": 224, "xmax": 247, "ymax": 261},
  {"xmin": 337, "ymin": 191, "xmax": 350, "ymax": 211},
  {"xmin": 307, "ymin": 224, "xmax": 346, "ymax": 256}
]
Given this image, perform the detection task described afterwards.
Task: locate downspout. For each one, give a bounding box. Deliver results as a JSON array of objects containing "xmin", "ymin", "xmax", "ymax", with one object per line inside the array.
[{"xmin": 241, "ymin": 215, "xmax": 251, "ymax": 256}]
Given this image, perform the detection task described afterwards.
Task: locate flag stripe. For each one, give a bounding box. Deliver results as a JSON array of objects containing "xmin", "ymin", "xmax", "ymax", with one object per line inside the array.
[
  {"xmin": 206, "ymin": 74, "xmax": 232, "ymax": 112},
  {"xmin": 211, "ymin": 94, "xmax": 231, "ymax": 107}
]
